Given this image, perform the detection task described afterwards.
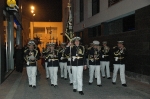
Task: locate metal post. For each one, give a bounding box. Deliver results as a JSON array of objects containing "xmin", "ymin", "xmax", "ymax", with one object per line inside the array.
[
  {"xmin": 16, "ymin": 25, "xmax": 22, "ymax": 47},
  {"xmin": 7, "ymin": 15, "xmax": 14, "ymax": 70}
]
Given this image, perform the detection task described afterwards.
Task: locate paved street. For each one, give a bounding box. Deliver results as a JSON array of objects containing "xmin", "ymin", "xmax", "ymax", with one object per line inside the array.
[{"xmin": 0, "ymin": 62, "xmax": 150, "ymax": 99}]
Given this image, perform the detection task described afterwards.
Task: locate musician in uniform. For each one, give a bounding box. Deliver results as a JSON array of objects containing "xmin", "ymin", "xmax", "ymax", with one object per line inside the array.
[
  {"xmin": 66, "ymin": 37, "xmax": 87, "ymax": 95},
  {"xmin": 42, "ymin": 42, "xmax": 51, "ymax": 79},
  {"xmin": 58, "ymin": 43, "xmax": 68, "ymax": 79},
  {"xmin": 24, "ymin": 40, "xmax": 39, "ymax": 88},
  {"xmin": 46, "ymin": 43, "xmax": 59, "ymax": 87},
  {"xmin": 112, "ymin": 41, "xmax": 127, "ymax": 87},
  {"xmin": 88, "ymin": 40, "xmax": 102, "ymax": 87},
  {"xmin": 100, "ymin": 41, "xmax": 111, "ymax": 79}
]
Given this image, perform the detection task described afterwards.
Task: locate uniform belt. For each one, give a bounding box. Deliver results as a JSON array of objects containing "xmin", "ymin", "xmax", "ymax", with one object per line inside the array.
[
  {"xmin": 114, "ymin": 57, "xmax": 124, "ymax": 59},
  {"xmin": 103, "ymin": 55, "xmax": 109, "ymax": 56},
  {"xmin": 72, "ymin": 56, "xmax": 83, "ymax": 59}
]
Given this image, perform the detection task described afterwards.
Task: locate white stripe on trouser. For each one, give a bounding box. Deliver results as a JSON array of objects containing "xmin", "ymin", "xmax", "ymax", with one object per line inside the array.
[
  {"xmin": 72, "ymin": 66, "xmax": 83, "ymax": 91},
  {"xmin": 26, "ymin": 66, "xmax": 37, "ymax": 86},
  {"xmin": 49, "ymin": 67, "xmax": 58, "ymax": 85},
  {"xmin": 89, "ymin": 65, "xmax": 101, "ymax": 85},
  {"xmin": 100, "ymin": 61, "xmax": 110, "ymax": 78},
  {"xmin": 45, "ymin": 62, "xmax": 49, "ymax": 78},
  {"xmin": 59, "ymin": 62, "xmax": 67, "ymax": 78},
  {"xmin": 112, "ymin": 64, "xmax": 126, "ymax": 84},
  {"xmin": 67, "ymin": 66, "xmax": 73, "ymax": 83}
]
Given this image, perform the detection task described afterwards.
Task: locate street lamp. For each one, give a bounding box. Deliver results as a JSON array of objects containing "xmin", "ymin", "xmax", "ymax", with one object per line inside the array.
[{"xmin": 30, "ymin": 6, "xmax": 35, "ymax": 39}]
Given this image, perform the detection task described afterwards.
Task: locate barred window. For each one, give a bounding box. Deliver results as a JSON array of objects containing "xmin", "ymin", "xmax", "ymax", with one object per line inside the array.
[{"xmin": 108, "ymin": 0, "xmax": 122, "ymax": 7}]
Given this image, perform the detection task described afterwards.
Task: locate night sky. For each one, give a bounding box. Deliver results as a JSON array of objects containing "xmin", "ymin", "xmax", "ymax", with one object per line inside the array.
[{"xmin": 22, "ymin": 0, "xmax": 62, "ymax": 22}]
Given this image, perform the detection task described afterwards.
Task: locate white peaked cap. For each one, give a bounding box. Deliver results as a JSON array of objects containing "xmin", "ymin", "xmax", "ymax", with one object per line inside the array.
[{"xmin": 93, "ymin": 40, "xmax": 100, "ymax": 45}]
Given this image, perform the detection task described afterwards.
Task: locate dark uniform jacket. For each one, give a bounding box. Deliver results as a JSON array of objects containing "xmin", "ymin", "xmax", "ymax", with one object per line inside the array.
[
  {"xmin": 58, "ymin": 48, "xmax": 68, "ymax": 63},
  {"xmin": 65, "ymin": 45, "xmax": 86, "ymax": 66},
  {"xmin": 101, "ymin": 46, "xmax": 111, "ymax": 61},
  {"xmin": 24, "ymin": 49, "xmax": 39, "ymax": 66},
  {"xmin": 88, "ymin": 47, "xmax": 102, "ymax": 65},
  {"xmin": 46, "ymin": 50, "xmax": 59, "ymax": 67},
  {"xmin": 113, "ymin": 46, "xmax": 127, "ymax": 64},
  {"xmin": 42, "ymin": 49, "xmax": 50, "ymax": 62}
]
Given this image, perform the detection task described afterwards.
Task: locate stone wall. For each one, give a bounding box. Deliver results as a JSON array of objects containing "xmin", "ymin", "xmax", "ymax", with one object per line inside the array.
[{"xmin": 82, "ymin": 5, "xmax": 150, "ymax": 83}]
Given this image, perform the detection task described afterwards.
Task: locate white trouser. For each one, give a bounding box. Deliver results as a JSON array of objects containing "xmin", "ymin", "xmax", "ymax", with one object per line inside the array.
[
  {"xmin": 100, "ymin": 61, "xmax": 110, "ymax": 78},
  {"xmin": 112, "ymin": 64, "xmax": 126, "ymax": 84},
  {"xmin": 45, "ymin": 62, "xmax": 49, "ymax": 78},
  {"xmin": 89, "ymin": 65, "xmax": 101, "ymax": 85},
  {"xmin": 72, "ymin": 66, "xmax": 83, "ymax": 91},
  {"xmin": 26, "ymin": 66, "xmax": 37, "ymax": 86},
  {"xmin": 49, "ymin": 67, "xmax": 58, "ymax": 85},
  {"xmin": 67, "ymin": 66, "xmax": 73, "ymax": 83},
  {"xmin": 59, "ymin": 62, "xmax": 67, "ymax": 78}
]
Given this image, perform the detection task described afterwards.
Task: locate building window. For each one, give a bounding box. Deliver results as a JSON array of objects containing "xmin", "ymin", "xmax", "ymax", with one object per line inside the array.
[
  {"xmin": 80, "ymin": 0, "xmax": 84, "ymax": 22},
  {"xmin": 92, "ymin": 0, "xmax": 99, "ymax": 16},
  {"xmin": 108, "ymin": 0, "xmax": 122, "ymax": 7},
  {"xmin": 123, "ymin": 14, "xmax": 135, "ymax": 32},
  {"xmin": 88, "ymin": 25, "xmax": 101, "ymax": 37}
]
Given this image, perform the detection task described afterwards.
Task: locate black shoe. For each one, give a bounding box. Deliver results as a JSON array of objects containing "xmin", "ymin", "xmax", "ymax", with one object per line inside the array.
[
  {"xmin": 122, "ymin": 84, "xmax": 127, "ymax": 87},
  {"xmin": 29, "ymin": 85, "xmax": 32, "ymax": 87},
  {"xmin": 61, "ymin": 77, "xmax": 64, "ymax": 79},
  {"xmin": 46, "ymin": 78, "xmax": 49, "ymax": 79},
  {"xmin": 54, "ymin": 85, "xmax": 58, "ymax": 87},
  {"xmin": 51, "ymin": 84, "xmax": 54, "ymax": 86},
  {"xmin": 89, "ymin": 82, "xmax": 92, "ymax": 85},
  {"xmin": 33, "ymin": 86, "xmax": 36, "ymax": 88},
  {"xmin": 107, "ymin": 77, "xmax": 111, "ymax": 79},
  {"xmin": 70, "ymin": 83, "xmax": 73, "ymax": 85},
  {"xmin": 79, "ymin": 91, "xmax": 84, "ymax": 95},
  {"xmin": 112, "ymin": 82, "xmax": 116, "ymax": 85},
  {"xmin": 73, "ymin": 89, "xmax": 77, "ymax": 92},
  {"xmin": 97, "ymin": 85, "xmax": 102, "ymax": 87},
  {"xmin": 95, "ymin": 78, "xmax": 97, "ymax": 79},
  {"xmin": 103, "ymin": 76, "xmax": 105, "ymax": 78},
  {"xmin": 64, "ymin": 78, "xmax": 67, "ymax": 80}
]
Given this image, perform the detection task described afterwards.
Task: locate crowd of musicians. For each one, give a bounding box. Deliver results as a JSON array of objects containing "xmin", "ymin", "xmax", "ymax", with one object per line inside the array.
[{"xmin": 23, "ymin": 36, "xmax": 127, "ymax": 95}]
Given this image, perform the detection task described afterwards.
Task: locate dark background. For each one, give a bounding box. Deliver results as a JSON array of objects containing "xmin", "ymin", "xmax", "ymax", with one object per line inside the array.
[{"xmin": 22, "ymin": 0, "xmax": 62, "ymax": 22}]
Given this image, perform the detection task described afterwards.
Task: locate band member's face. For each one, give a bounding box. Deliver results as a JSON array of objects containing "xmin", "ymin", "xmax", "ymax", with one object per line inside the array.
[
  {"xmin": 50, "ymin": 46, "xmax": 54, "ymax": 50},
  {"xmin": 94, "ymin": 45, "xmax": 98, "ymax": 49},
  {"xmin": 118, "ymin": 43, "xmax": 123, "ymax": 48},
  {"xmin": 75, "ymin": 40, "xmax": 80, "ymax": 46},
  {"xmin": 28, "ymin": 44, "xmax": 34, "ymax": 49},
  {"xmin": 61, "ymin": 45, "xmax": 65, "ymax": 48},
  {"xmin": 47, "ymin": 46, "xmax": 50, "ymax": 50},
  {"xmin": 103, "ymin": 43, "xmax": 107, "ymax": 46}
]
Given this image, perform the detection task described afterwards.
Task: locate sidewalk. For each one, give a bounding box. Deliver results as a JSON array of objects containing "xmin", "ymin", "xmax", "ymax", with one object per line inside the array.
[{"xmin": 0, "ymin": 64, "xmax": 150, "ymax": 99}]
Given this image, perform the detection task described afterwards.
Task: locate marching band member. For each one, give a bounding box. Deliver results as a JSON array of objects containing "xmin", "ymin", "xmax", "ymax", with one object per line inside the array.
[
  {"xmin": 100, "ymin": 41, "xmax": 111, "ymax": 79},
  {"xmin": 58, "ymin": 43, "xmax": 68, "ymax": 79},
  {"xmin": 24, "ymin": 40, "xmax": 39, "ymax": 88},
  {"xmin": 88, "ymin": 40, "xmax": 102, "ymax": 87},
  {"xmin": 112, "ymin": 41, "xmax": 127, "ymax": 87},
  {"xmin": 46, "ymin": 43, "xmax": 59, "ymax": 87},
  {"xmin": 42, "ymin": 42, "xmax": 51, "ymax": 79},
  {"xmin": 66, "ymin": 37, "xmax": 87, "ymax": 95}
]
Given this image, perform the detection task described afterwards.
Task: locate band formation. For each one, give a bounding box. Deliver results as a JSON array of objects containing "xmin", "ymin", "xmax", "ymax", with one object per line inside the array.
[{"xmin": 24, "ymin": 37, "xmax": 127, "ymax": 95}]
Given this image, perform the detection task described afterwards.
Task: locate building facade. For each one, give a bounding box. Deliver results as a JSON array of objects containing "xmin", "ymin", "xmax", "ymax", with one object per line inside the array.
[{"xmin": 62, "ymin": 0, "xmax": 150, "ymax": 83}]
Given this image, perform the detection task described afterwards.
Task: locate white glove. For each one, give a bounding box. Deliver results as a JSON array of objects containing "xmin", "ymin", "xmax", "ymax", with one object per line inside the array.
[
  {"xmin": 48, "ymin": 59, "xmax": 51, "ymax": 62},
  {"xmin": 27, "ymin": 61, "xmax": 29, "ymax": 65},
  {"xmin": 102, "ymin": 55, "xmax": 104, "ymax": 58},
  {"xmin": 72, "ymin": 56, "xmax": 76, "ymax": 61},
  {"xmin": 61, "ymin": 57, "xmax": 64, "ymax": 60},
  {"xmin": 68, "ymin": 58, "xmax": 71, "ymax": 61},
  {"xmin": 115, "ymin": 57, "xmax": 118, "ymax": 61}
]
